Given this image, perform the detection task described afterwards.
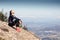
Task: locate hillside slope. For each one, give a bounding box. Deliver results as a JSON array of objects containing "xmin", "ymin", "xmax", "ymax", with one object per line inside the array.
[{"xmin": 0, "ymin": 21, "xmax": 40, "ymax": 40}]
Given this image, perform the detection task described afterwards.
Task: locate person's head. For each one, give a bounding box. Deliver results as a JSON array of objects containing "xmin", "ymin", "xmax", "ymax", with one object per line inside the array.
[{"xmin": 10, "ymin": 10, "xmax": 15, "ymax": 16}]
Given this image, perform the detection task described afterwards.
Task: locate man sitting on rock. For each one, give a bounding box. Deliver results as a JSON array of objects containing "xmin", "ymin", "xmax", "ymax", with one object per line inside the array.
[{"xmin": 8, "ymin": 10, "xmax": 22, "ymax": 32}]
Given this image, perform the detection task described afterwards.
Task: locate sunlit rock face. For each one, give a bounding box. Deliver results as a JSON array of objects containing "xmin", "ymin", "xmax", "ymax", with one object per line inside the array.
[{"xmin": 0, "ymin": 21, "xmax": 40, "ymax": 40}]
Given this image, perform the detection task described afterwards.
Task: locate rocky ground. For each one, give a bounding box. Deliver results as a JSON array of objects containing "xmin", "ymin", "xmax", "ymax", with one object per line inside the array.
[{"xmin": 0, "ymin": 21, "xmax": 40, "ymax": 40}]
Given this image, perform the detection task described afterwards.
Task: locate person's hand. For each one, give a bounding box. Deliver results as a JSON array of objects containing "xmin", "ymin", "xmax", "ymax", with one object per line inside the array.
[{"xmin": 19, "ymin": 20, "xmax": 22, "ymax": 24}]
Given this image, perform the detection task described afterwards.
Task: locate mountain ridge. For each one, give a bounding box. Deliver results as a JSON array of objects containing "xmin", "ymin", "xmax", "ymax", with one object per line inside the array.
[{"xmin": 0, "ymin": 21, "xmax": 40, "ymax": 40}]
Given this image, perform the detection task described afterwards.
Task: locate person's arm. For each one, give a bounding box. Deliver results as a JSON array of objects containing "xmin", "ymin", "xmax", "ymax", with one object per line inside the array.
[
  {"xmin": 13, "ymin": 16, "xmax": 22, "ymax": 24},
  {"xmin": 12, "ymin": 15, "xmax": 20, "ymax": 22},
  {"xmin": 13, "ymin": 16, "xmax": 20, "ymax": 20}
]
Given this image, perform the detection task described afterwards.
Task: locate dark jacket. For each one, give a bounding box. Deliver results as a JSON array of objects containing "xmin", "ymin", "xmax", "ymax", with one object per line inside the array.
[{"xmin": 8, "ymin": 15, "xmax": 20, "ymax": 24}]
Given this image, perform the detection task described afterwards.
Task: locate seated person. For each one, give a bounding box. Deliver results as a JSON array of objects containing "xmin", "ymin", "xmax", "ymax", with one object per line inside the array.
[{"xmin": 8, "ymin": 10, "xmax": 22, "ymax": 32}]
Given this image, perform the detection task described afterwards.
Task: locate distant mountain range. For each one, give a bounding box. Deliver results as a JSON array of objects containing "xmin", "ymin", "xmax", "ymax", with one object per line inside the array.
[
  {"xmin": 40, "ymin": 25, "xmax": 60, "ymax": 32},
  {"xmin": 24, "ymin": 22, "xmax": 60, "ymax": 40}
]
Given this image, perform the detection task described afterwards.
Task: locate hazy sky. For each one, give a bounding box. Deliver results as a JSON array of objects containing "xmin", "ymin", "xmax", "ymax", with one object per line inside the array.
[{"xmin": 0, "ymin": 0, "xmax": 60, "ymax": 22}]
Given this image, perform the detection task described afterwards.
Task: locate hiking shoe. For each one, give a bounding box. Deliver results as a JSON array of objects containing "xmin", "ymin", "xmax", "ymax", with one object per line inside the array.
[{"xmin": 16, "ymin": 27, "xmax": 21, "ymax": 32}]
